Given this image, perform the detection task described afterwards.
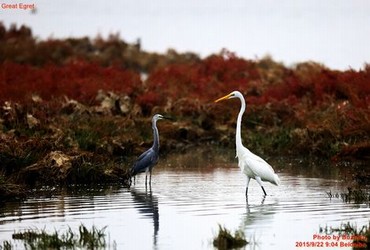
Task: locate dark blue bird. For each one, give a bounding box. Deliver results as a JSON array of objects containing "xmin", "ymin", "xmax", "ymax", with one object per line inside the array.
[{"xmin": 131, "ymin": 114, "xmax": 170, "ymax": 185}]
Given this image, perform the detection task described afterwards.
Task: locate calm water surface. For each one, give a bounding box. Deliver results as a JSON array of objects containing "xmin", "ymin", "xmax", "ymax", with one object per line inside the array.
[{"xmin": 0, "ymin": 149, "xmax": 369, "ymax": 249}]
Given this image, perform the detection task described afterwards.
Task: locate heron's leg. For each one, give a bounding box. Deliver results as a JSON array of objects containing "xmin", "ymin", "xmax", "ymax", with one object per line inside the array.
[
  {"xmin": 245, "ymin": 176, "xmax": 250, "ymax": 197},
  {"xmin": 145, "ymin": 172, "xmax": 148, "ymax": 186},
  {"xmin": 149, "ymin": 169, "xmax": 152, "ymax": 185},
  {"xmin": 255, "ymin": 176, "xmax": 267, "ymax": 196}
]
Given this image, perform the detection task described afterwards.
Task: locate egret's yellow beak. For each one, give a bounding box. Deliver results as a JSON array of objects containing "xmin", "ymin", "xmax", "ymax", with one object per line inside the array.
[{"xmin": 214, "ymin": 93, "xmax": 232, "ymax": 103}]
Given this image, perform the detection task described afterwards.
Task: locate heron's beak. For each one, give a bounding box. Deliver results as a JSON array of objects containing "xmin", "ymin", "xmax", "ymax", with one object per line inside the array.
[
  {"xmin": 214, "ymin": 93, "xmax": 232, "ymax": 103},
  {"xmin": 162, "ymin": 115, "xmax": 174, "ymax": 121}
]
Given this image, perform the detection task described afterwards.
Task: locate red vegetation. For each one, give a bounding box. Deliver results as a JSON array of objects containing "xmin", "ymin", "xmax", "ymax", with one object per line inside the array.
[
  {"xmin": 262, "ymin": 65, "xmax": 370, "ymax": 108},
  {"xmin": 0, "ymin": 61, "xmax": 141, "ymax": 104},
  {"xmin": 145, "ymin": 51, "xmax": 260, "ymax": 102}
]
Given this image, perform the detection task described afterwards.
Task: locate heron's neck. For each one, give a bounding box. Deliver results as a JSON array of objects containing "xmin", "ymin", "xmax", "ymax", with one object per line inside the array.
[
  {"xmin": 236, "ymin": 96, "xmax": 246, "ymax": 151},
  {"xmin": 152, "ymin": 121, "xmax": 159, "ymax": 151}
]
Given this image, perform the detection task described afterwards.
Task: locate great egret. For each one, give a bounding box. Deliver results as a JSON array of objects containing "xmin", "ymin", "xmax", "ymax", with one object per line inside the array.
[
  {"xmin": 215, "ymin": 91, "xmax": 280, "ymax": 196},
  {"xmin": 131, "ymin": 114, "xmax": 171, "ymax": 185}
]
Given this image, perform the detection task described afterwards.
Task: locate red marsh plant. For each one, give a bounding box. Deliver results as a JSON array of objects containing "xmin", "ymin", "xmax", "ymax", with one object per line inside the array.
[
  {"xmin": 144, "ymin": 50, "xmax": 260, "ymax": 108},
  {"xmin": 0, "ymin": 61, "xmax": 141, "ymax": 104}
]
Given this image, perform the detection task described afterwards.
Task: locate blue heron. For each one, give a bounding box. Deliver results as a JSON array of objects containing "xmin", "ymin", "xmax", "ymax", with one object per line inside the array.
[
  {"xmin": 215, "ymin": 91, "xmax": 280, "ymax": 196},
  {"xmin": 131, "ymin": 114, "xmax": 171, "ymax": 185}
]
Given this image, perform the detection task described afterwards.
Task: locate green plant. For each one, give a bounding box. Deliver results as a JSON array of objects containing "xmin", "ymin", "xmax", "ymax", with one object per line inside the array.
[
  {"xmin": 213, "ymin": 224, "xmax": 248, "ymax": 249},
  {"xmin": 0, "ymin": 240, "xmax": 12, "ymax": 250},
  {"xmin": 319, "ymin": 221, "xmax": 369, "ymax": 249},
  {"xmin": 7, "ymin": 224, "xmax": 109, "ymax": 250},
  {"xmin": 326, "ymin": 188, "xmax": 370, "ymax": 204}
]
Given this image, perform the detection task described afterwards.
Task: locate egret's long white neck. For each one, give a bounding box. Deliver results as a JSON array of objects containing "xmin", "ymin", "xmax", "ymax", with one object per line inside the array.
[{"xmin": 236, "ymin": 94, "xmax": 246, "ymax": 152}]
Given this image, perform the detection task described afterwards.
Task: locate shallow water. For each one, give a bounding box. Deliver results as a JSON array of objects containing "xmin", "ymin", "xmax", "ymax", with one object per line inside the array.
[{"xmin": 1, "ymin": 149, "xmax": 369, "ymax": 249}]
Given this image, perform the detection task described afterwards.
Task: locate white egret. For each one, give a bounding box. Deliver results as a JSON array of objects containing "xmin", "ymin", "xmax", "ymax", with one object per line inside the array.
[{"xmin": 215, "ymin": 91, "xmax": 280, "ymax": 196}]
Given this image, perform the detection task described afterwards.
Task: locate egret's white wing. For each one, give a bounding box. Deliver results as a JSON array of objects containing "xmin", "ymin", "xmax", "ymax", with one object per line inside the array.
[{"xmin": 239, "ymin": 148, "xmax": 279, "ymax": 185}]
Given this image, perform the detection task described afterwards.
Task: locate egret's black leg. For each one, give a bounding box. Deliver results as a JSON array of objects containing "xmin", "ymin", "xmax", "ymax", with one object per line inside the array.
[
  {"xmin": 245, "ymin": 177, "xmax": 250, "ymax": 198},
  {"xmin": 255, "ymin": 176, "xmax": 267, "ymax": 196},
  {"xmin": 261, "ymin": 186, "xmax": 267, "ymax": 196}
]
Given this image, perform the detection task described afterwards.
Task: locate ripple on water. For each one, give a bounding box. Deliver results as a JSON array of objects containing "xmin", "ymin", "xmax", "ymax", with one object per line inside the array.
[{"xmin": 0, "ymin": 163, "xmax": 369, "ymax": 249}]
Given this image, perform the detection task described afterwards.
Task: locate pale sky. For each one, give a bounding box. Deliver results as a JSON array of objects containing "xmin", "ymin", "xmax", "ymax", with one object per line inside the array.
[{"xmin": 1, "ymin": 0, "xmax": 370, "ymax": 70}]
